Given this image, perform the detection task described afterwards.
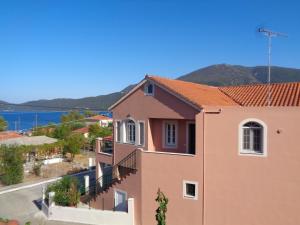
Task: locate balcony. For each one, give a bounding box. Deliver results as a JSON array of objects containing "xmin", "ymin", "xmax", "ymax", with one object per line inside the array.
[{"xmin": 96, "ymin": 137, "xmax": 113, "ymax": 165}]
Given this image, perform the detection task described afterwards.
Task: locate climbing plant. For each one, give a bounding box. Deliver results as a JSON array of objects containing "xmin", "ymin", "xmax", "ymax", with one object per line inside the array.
[{"xmin": 155, "ymin": 188, "xmax": 169, "ymax": 225}]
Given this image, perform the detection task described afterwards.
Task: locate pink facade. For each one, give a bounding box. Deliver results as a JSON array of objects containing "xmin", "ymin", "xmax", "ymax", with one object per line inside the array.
[{"xmin": 93, "ymin": 77, "xmax": 300, "ymax": 225}]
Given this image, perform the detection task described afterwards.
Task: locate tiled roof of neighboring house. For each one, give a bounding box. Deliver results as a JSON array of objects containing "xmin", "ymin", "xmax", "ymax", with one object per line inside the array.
[
  {"xmin": 148, "ymin": 76, "xmax": 238, "ymax": 108},
  {"xmin": 87, "ymin": 115, "xmax": 112, "ymax": 121},
  {"xmin": 0, "ymin": 135, "xmax": 58, "ymax": 146},
  {"xmin": 219, "ymin": 82, "xmax": 300, "ymax": 106},
  {"xmin": 73, "ymin": 127, "xmax": 89, "ymax": 134},
  {"xmin": 0, "ymin": 131, "xmax": 22, "ymax": 141},
  {"xmin": 103, "ymin": 135, "xmax": 113, "ymax": 142}
]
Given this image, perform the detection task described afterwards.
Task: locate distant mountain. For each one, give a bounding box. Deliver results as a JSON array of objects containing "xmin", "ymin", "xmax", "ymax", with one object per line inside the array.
[
  {"xmin": 178, "ymin": 64, "xmax": 300, "ymax": 86},
  {"xmin": 0, "ymin": 84, "xmax": 136, "ymax": 111},
  {"xmin": 1, "ymin": 64, "xmax": 300, "ymax": 111}
]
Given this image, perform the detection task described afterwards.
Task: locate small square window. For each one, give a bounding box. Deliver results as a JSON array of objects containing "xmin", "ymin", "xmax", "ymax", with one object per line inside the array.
[
  {"xmin": 144, "ymin": 83, "xmax": 154, "ymax": 96},
  {"xmin": 183, "ymin": 181, "xmax": 198, "ymax": 200},
  {"xmin": 186, "ymin": 183, "xmax": 195, "ymax": 197}
]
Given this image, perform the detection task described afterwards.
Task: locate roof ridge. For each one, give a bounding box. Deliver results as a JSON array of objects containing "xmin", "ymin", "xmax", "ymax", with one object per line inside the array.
[
  {"xmin": 147, "ymin": 75, "xmax": 218, "ymax": 89},
  {"xmin": 220, "ymin": 81, "xmax": 300, "ymax": 89}
]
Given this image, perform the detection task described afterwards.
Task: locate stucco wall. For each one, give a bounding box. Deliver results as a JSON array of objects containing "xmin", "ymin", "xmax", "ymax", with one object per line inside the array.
[
  {"xmin": 112, "ymin": 84, "xmax": 198, "ymax": 163},
  {"xmin": 149, "ymin": 118, "xmax": 194, "ymax": 154},
  {"xmin": 93, "ymin": 151, "xmax": 142, "ymax": 225},
  {"xmin": 139, "ymin": 150, "xmax": 203, "ymax": 225},
  {"xmin": 201, "ymin": 107, "xmax": 300, "ymax": 225}
]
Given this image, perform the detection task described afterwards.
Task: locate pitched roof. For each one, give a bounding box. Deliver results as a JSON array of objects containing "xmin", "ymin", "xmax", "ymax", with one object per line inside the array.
[
  {"xmin": 109, "ymin": 75, "xmax": 300, "ymax": 110},
  {"xmin": 73, "ymin": 127, "xmax": 89, "ymax": 134},
  {"xmin": 0, "ymin": 135, "xmax": 57, "ymax": 146},
  {"xmin": 219, "ymin": 82, "xmax": 300, "ymax": 106},
  {"xmin": 0, "ymin": 131, "xmax": 22, "ymax": 141},
  {"xmin": 147, "ymin": 76, "xmax": 238, "ymax": 108},
  {"xmin": 87, "ymin": 115, "xmax": 112, "ymax": 121}
]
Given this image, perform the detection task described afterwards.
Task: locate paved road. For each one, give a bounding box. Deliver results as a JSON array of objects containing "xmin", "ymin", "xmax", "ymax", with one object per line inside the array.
[
  {"xmin": 0, "ymin": 183, "xmax": 91, "ymax": 225},
  {"xmin": 0, "ymin": 185, "xmax": 42, "ymax": 224}
]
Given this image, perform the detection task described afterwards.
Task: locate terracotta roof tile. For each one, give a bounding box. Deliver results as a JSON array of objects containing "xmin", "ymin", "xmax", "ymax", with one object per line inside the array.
[
  {"xmin": 0, "ymin": 131, "xmax": 22, "ymax": 141},
  {"xmin": 73, "ymin": 127, "xmax": 89, "ymax": 133},
  {"xmin": 219, "ymin": 82, "xmax": 300, "ymax": 106},
  {"xmin": 147, "ymin": 76, "xmax": 238, "ymax": 108}
]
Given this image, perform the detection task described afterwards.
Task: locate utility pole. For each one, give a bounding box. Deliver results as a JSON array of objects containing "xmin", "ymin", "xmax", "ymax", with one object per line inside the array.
[
  {"xmin": 35, "ymin": 113, "xmax": 38, "ymax": 130},
  {"xmin": 258, "ymin": 28, "xmax": 287, "ymax": 106}
]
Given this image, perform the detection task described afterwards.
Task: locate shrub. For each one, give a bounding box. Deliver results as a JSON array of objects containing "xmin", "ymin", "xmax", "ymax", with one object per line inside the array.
[
  {"xmin": 32, "ymin": 163, "xmax": 42, "ymax": 176},
  {"xmin": 46, "ymin": 176, "xmax": 80, "ymax": 207},
  {"xmin": 0, "ymin": 145, "xmax": 24, "ymax": 185},
  {"xmin": 155, "ymin": 189, "xmax": 168, "ymax": 225}
]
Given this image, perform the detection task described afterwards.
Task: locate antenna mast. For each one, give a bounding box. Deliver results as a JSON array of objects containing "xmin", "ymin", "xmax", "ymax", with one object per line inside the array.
[{"xmin": 258, "ymin": 28, "xmax": 287, "ymax": 106}]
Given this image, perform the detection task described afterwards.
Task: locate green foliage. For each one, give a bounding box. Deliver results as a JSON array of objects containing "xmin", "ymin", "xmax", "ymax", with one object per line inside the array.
[
  {"xmin": 63, "ymin": 133, "xmax": 85, "ymax": 161},
  {"xmin": 0, "ymin": 217, "xmax": 9, "ymax": 223},
  {"xmin": 88, "ymin": 124, "xmax": 112, "ymax": 145},
  {"xmin": 32, "ymin": 123, "xmax": 56, "ymax": 137},
  {"xmin": 53, "ymin": 124, "xmax": 71, "ymax": 139},
  {"xmin": 155, "ymin": 189, "xmax": 168, "ymax": 225},
  {"xmin": 61, "ymin": 111, "xmax": 84, "ymax": 123},
  {"xmin": 83, "ymin": 110, "xmax": 97, "ymax": 117},
  {"xmin": 68, "ymin": 121, "xmax": 85, "ymax": 131},
  {"xmin": 32, "ymin": 162, "xmax": 42, "ymax": 176},
  {"xmin": 46, "ymin": 176, "xmax": 80, "ymax": 207},
  {"xmin": 0, "ymin": 116, "xmax": 7, "ymax": 131},
  {"xmin": 0, "ymin": 145, "xmax": 24, "ymax": 185},
  {"xmin": 25, "ymin": 222, "xmax": 31, "ymax": 225}
]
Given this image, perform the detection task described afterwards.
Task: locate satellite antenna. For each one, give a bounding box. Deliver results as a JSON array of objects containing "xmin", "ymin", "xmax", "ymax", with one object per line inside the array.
[{"xmin": 258, "ymin": 27, "xmax": 288, "ymax": 106}]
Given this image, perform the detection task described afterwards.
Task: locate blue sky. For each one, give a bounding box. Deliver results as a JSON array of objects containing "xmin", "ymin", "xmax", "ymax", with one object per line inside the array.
[{"xmin": 0, "ymin": 0, "xmax": 299, "ymax": 103}]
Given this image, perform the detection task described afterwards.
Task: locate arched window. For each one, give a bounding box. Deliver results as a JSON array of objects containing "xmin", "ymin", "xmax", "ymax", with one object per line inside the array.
[
  {"xmin": 240, "ymin": 120, "xmax": 266, "ymax": 155},
  {"xmin": 126, "ymin": 120, "xmax": 136, "ymax": 144}
]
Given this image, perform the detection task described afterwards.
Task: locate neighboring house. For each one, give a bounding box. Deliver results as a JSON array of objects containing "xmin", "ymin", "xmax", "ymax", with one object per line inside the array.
[
  {"xmin": 0, "ymin": 135, "xmax": 58, "ymax": 146},
  {"xmin": 90, "ymin": 75, "xmax": 300, "ymax": 225},
  {"xmin": 0, "ymin": 131, "xmax": 22, "ymax": 141},
  {"xmin": 73, "ymin": 126, "xmax": 89, "ymax": 138},
  {"xmin": 85, "ymin": 115, "xmax": 112, "ymax": 127},
  {"xmin": 0, "ymin": 135, "xmax": 59, "ymax": 165}
]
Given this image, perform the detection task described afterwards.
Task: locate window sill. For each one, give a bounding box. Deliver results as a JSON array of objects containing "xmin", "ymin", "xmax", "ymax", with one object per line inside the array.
[
  {"xmin": 239, "ymin": 150, "xmax": 266, "ymax": 157},
  {"xmin": 183, "ymin": 195, "xmax": 198, "ymax": 200}
]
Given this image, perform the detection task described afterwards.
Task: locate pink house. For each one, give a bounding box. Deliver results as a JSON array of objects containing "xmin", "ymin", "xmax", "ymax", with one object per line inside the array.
[{"xmin": 88, "ymin": 75, "xmax": 300, "ymax": 225}]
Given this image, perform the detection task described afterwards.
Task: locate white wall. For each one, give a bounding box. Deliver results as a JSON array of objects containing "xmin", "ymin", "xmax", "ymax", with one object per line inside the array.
[{"xmin": 48, "ymin": 198, "xmax": 134, "ymax": 225}]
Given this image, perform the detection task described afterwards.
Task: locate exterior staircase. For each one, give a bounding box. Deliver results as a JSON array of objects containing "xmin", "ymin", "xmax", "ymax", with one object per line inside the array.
[{"xmin": 81, "ymin": 149, "xmax": 137, "ymax": 205}]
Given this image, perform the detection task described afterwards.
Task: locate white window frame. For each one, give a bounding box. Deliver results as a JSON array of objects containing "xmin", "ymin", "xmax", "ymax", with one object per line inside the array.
[
  {"xmin": 115, "ymin": 120, "xmax": 121, "ymax": 143},
  {"xmin": 125, "ymin": 119, "xmax": 136, "ymax": 144},
  {"xmin": 238, "ymin": 118, "xmax": 267, "ymax": 157},
  {"xmin": 163, "ymin": 120, "xmax": 178, "ymax": 148},
  {"xmin": 144, "ymin": 82, "xmax": 155, "ymax": 96},
  {"xmin": 137, "ymin": 121, "xmax": 145, "ymax": 146},
  {"xmin": 183, "ymin": 180, "xmax": 198, "ymax": 200},
  {"xmin": 114, "ymin": 188, "xmax": 128, "ymax": 210}
]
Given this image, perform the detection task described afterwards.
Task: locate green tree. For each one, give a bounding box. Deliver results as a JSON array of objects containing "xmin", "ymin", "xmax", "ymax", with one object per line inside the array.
[
  {"xmin": 0, "ymin": 145, "xmax": 24, "ymax": 185},
  {"xmin": 83, "ymin": 110, "xmax": 96, "ymax": 118},
  {"xmin": 0, "ymin": 116, "xmax": 7, "ymax": 131},
  {"xmin": 155, "ymin": 189, "xmax": 168, "ymax": 225},
  {"xmin": 63, "ymin": 133, "xmax": 85, "ymax": 161},
  {"xmin": 61, "ymin": 111, "xmax": 84, "ymax": 123},
  {"xmin": 53, "ymin": 124, "xmax": 72, "ymax": 140},
  {"xmin": 88, "ymin": 124, "xmax": 112, "ymax": 145},
  {"xmin": 32, "ymin": 123, "xmax": 56, "ymax": 137}
]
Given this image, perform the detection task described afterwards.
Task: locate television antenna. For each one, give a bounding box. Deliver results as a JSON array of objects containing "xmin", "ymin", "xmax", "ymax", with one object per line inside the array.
[{"xmin": 258, "ymin": 27, "xmax": 288, "ymax": 106}]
